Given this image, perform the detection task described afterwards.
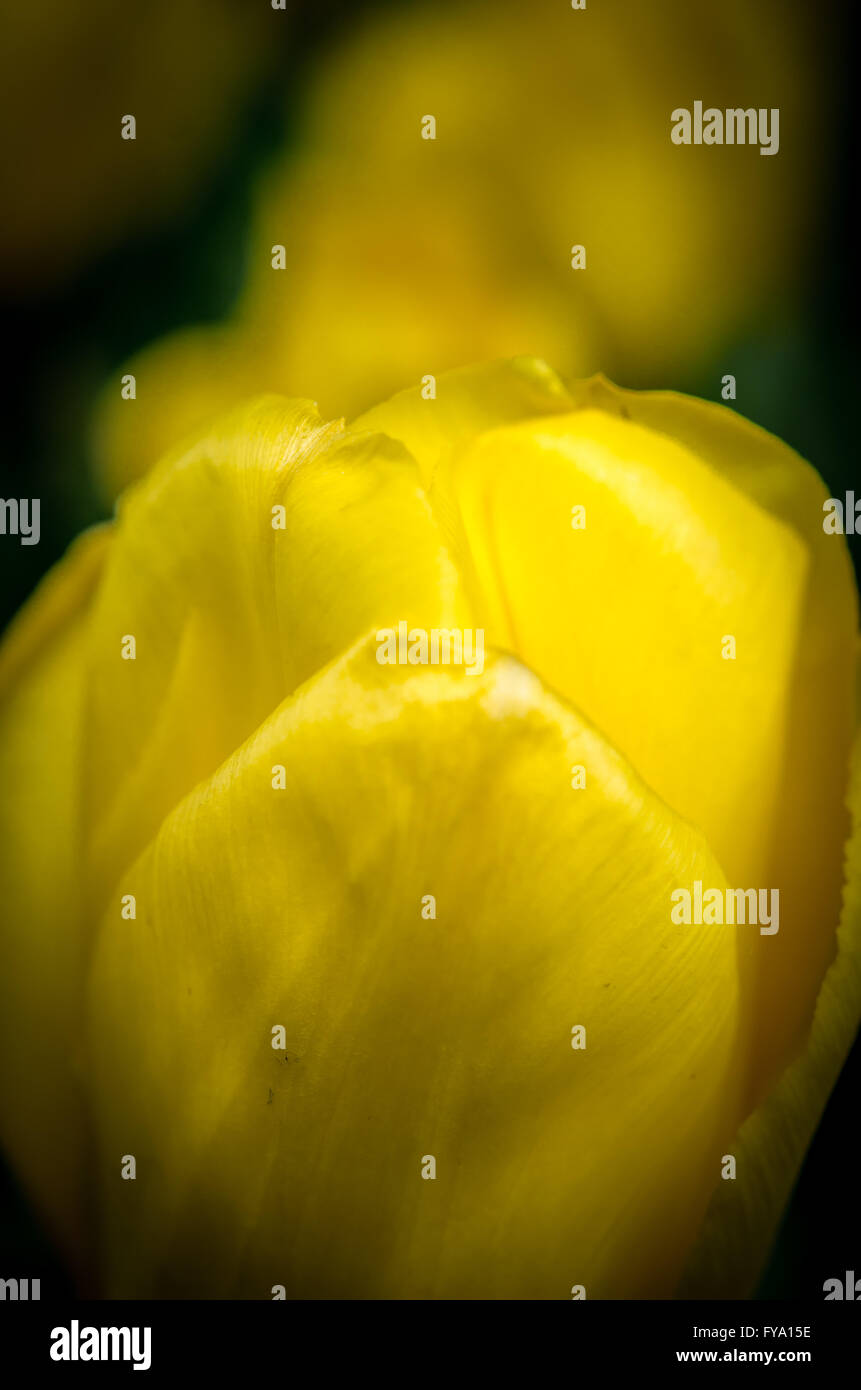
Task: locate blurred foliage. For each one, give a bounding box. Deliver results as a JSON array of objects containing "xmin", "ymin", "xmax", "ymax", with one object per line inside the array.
[
  {"xmin": 0, "ymin": 0, "xmax": 278, "ymax": 295},
  {"xmin": 0, "ymin": 0, "xmax": 857, "ymax": 1299}
]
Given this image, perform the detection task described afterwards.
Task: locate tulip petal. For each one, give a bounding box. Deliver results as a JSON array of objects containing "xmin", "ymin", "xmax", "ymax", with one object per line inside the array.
[
  {"xmin": 352, "ymin": 356, "xmax": 575, "ymax": 490},
  {"xmin": 0, "ymin": 525, "xmax": 109, "ymax": 1278},
  {"xmin": 679, "ymin": 705, "xmax": 861, "ymax": 1297},
  {"xmin": 565, "ymin": 378, "xmax": 858, "ymax": 1095},
  {"xmin": 81, "ymin": 396, "xmax": 469, "ymax": 906},
  {"xmin": 87, "ymin": 639, "xmax": 744, "ymax": 1299},
  {"xmin": 435, "ymin": 407, "xmax": 806, "ymax": 891},
  {"xmin": 365, "ymin": 361, "xmax": 854, "ymax": 1098},
  {"xmin": 370, "ymin": 372, "xmax": 808, "ymax": 898}
]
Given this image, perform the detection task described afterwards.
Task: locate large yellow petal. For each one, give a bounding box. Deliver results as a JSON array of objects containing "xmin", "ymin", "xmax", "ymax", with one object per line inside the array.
[
  {"xmin": 79, "ymin": 396, "xmax": 471, "ymax": 910},
  {"xmin": 0, "ymin": 525, "xmax": 109, "ymax": 1282},
  {"xmin": 365, "ymin": 374, "xmax": 807, "ymax": 897},
  {"xmin": 567, "ymin": 377, "xmax": 858, "ymax": 1096},
  {"xmin": 87, "ymin": 640, "xmax": 743, "ymax": 1299},
  {"xmin": 433, "ymin": 407, "xmax": 807, "ymax": 891},
  {"xmin": 361, "ymin": 362, "xmax": 855, "ymax": 1102}
]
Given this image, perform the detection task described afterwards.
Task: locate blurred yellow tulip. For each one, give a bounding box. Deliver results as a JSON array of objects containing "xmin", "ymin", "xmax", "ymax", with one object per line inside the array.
[
  {"xmin": 1, "ymin": 359, "xmax": 857, "ymax": 1298},
  {"xmin": 94, "ymin": 0, "xmax": 828, "ymax": 496}
]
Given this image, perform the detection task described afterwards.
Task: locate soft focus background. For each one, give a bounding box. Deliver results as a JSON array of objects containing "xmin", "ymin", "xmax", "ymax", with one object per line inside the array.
[{"xmin": 0, "ymin": 0, "xmax": 857, "ymax": 1298}]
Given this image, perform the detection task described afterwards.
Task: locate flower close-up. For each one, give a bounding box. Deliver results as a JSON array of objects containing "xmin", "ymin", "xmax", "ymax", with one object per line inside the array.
[{"xmin": 1, "ymin": 358, "xmax": 857, "ymax": 1300}]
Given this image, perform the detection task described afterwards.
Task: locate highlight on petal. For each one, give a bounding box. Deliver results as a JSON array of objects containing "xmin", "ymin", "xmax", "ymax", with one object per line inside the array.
[{"xmin": 87, "ymin": 641, "xmax": 744, "ymax": 1299}]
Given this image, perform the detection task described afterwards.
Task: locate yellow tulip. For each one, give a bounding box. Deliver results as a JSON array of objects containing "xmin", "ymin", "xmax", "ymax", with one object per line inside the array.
[
  {"xmin": 94, "ymin": 0, "xmax": 827, "ymax": 497},
  {"xmin": 1, "ymin": 359, "xmax": 857, "ymax": 1299}
]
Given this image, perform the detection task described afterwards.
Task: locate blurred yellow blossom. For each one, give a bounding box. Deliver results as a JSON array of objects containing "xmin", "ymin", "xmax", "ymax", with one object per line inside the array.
[{"xmin": 94, "ymin": 0, "xmax": 827, "ymax": 496}]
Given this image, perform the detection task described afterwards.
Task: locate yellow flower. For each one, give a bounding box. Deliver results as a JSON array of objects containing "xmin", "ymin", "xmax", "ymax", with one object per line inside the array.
[
  {"xmin": 94, "ymin": 0, "xmax": 827, "ymax": 496},
  {"xmin": 1, "ymin": 359, "xmax": 857, "ymax": 1299}
]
